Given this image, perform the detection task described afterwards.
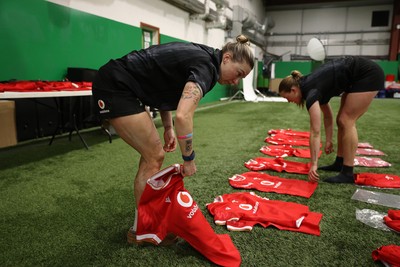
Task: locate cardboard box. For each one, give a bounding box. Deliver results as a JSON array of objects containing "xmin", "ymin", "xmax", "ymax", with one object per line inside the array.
[
  {"xmin": 269, "ymin": 78, "xmax": 283, "ymax": 93},
  {"xmin": 0, "ymin": 100, "xmax": 17, "ymax": 148}
]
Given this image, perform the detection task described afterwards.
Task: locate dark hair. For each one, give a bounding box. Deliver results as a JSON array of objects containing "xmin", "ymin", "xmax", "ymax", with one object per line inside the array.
[
  {"xmin": 221, "ymin": 35, "xmax": 254, "ymax": 69},
  {"xmin": 279, "ymin": 70, "xmax": 305, "ymax": 107}
]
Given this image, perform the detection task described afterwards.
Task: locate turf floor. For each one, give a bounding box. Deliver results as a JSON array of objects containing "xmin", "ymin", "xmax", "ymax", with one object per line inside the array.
[{"xmin": 0, "ymin": 97, "xmax": 399, "ymax": 267}]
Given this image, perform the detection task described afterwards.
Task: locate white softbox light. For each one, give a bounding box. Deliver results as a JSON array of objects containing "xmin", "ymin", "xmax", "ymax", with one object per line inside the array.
[{"xmin": 307, "ymin": 38, "xmax": 325, "ymax": 61}]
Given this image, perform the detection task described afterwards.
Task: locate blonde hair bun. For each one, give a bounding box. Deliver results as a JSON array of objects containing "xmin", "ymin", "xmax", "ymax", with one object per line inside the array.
[
  {"xmin": 291, "ymin": 70, "xmax": 302, "ymax": 79},
  {"xmin": 236, "ymin": 35, "xmax": 250, "ymax": 46}
]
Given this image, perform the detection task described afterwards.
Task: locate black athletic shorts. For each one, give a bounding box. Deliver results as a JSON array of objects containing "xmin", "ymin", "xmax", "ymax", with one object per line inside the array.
[
  {"xmin": 92, "ymin": 72, "xmax": 146, "ymax": 120},
  {"xmin": 346, "ymin": 57, "xmax": 384, "ymax": 93}
]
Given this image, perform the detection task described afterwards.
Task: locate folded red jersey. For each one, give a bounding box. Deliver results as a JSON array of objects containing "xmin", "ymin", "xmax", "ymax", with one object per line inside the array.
[
  {"xmin": 267, "ymin": 129, "xmax": 310, "ymax": 139},
  {"xmin": 383, "ymin": 209, "xmax": 400, "ymax": 232},
  {"xmin": 260, "ymin": 145, "xmax": 321, "ymax": 159},
  {"xmin": 354, "ymin": 173, "xmax": 400, "ymax": 188},
  {"xmin": 372, "ymin": 244, "xmax": 400, "ymax": 267},
  {"xmin": 229, "ymin": 172, "xmax": 317, "ymax": 198},
  {"xmin": 354, "ymin": 157, "xmax": 391, "ymax": 167},
  {"xmin": 356, "ymin": 148, "xmax": 385, "ymax": 156},
  {"xmin": 206, "ymin": 192, "xmax": 323, "ymax": 236},
  {"xmin": 244, "ymin": 157, "xmax": 310, "ymax": 175}
]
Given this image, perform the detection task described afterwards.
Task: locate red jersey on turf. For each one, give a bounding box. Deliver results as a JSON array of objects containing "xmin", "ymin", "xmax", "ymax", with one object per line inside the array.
[
  {"xmin": 356, "ymin": 148, "xmax": 385, "ymax": 156},
  {"xmin": 267, "ymin": 129, "xmax": 310, "ymax": 138},
  {"xmin": 292, "ymin": 147, "xmax": 322, "ymax": 158},
  {"xmin": 136, "ymin": 164, "xmax": 241, "ymax": 267},
  {"xmin": 244, "ymin": 157, "xmax": 310, "ymax": 175},
  {"xmin": 229, "ymin": 172, "xmax": 317, "ymax": 198},
  {"xmin": 206, "ymin": 192, "xmax": 322, "ymax": 236},
  {"xmin": 265, "ymin": 134, "xmax": 311, "ymax": 147},
  {"xmin": 372, "ymin": 245, "xmax": 400, "ymax": 267},
  {"xmin": 354, "ymin": 173, "xmax": 400, "ymax": 188},
  {"xmin": 383, "ymin": 210, "xmax": 400, "ymax": 232},
  {"xmin": 354, "ymin": 157, "xmax": 391, "ymax": 167},
  {"xmin": 358, "ymin": 142, "xmax": 374, "ymax": 148},
  {"xmin": 260, "ymin": 145, "xmax": 294, "ymax": 157},
  {"xmin": 260, "ymin": 145, "xmax": 321, "ymax": 159}
]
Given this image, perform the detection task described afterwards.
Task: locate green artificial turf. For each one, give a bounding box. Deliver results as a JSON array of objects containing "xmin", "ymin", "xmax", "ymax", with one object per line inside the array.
[{"xmin": 0, "ymin": 97, "xmax": 399, "ymax": 267}]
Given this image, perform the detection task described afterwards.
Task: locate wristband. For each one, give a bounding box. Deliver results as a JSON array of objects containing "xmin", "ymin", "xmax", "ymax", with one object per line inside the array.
[
  {"xmin": 177, "ymin": 133, "xmax": 193, "ymax": 140},
  {"xmin": 182, "ymin": 150, "xmax": 195, "ymax": 161}
]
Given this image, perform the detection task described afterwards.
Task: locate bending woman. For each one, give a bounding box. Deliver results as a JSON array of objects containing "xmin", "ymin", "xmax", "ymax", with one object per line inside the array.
[
  {"xmin": 92, "ymin": 35, "xmax": 254, "ymax": 243},
  {"xmin": 279, "ymin": 56, "xmax": 384, "ymax": 183}
]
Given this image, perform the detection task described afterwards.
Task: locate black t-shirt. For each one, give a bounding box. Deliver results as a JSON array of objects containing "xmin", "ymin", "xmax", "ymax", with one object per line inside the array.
[
  {"xmin": 96, "ymin": 42, "xmax": 222, "ymax": 110},
  {"xmin": 299, "ymin": 56, "xmax": 354, "ymax": 110}
]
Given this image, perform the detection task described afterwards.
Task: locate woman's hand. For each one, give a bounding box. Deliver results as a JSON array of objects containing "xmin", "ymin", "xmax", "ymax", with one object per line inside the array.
[
  {"xmin": 308, "ymin": 164, "xmax": 319, "ymax": 182},
  {"xmin": 163, "ymin": 128, "xmax": 176, "ymax": 152},
  {"xmin": 324, "ymin": 141, "xmax": 334, "ymax": 154}
]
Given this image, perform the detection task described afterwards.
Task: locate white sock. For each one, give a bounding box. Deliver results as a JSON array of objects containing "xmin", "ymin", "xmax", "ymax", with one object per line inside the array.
[{"xmin": 132, "ymin": 208, "xmax": 138, "ymax": 231}]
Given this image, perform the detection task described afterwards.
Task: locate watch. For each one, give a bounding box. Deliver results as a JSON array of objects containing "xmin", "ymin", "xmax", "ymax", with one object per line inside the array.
[{"xmin": 182, "ymin": 150, "xmax": 195, "ymax": 161}]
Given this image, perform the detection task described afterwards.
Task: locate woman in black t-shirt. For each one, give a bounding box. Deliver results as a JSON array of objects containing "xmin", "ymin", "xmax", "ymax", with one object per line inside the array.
[
  {"xmin": 92, "ymin": 35, "xmax": 254, "ymax": 244},
  {"xmin": 278, "ymin": 56, "xmax": 384, "ymax": 184}
]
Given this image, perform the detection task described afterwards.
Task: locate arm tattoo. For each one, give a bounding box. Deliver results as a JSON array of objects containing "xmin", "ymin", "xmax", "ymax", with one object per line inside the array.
[
  {"xmin": 181, "ymin": 83, "xmax": 202, "ymax": 105},
  {"xmin": 185, "ymin": 140, "xmax": 192, "ymax": 153}
]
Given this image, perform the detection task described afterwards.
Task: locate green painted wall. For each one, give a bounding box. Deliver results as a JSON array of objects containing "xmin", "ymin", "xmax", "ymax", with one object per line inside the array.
[
  {"xmin": 376, "ymin": 60, "xmax": 399, "ymax": 81},
  {"xmin": 256, "ymin": 61, "xmax": 268, "ymax": 88},
  {"xmin": 0, "ymin": 0, "xmax": 229, "ymax": 103},
  {"xmin": 274, "ymin": 61, "xmax": 314, "ymax": 78},
  {"xmin": 0, "ymin": 0, "xmax": 141, "ymax": 81}
]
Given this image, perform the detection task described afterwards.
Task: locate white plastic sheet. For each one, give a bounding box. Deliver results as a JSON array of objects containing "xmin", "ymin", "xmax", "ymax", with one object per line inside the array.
[
  {"xmin": 351, "ymin": 189, "xmax": 400, "ymax": 209},
  {"xmin": 355, "ymin": 209, "xmax": 391, "ymax": 231}
]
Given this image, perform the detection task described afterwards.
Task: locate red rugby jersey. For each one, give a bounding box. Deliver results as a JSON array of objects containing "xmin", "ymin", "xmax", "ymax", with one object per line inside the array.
[
  {"xmin": 265, "ymin": 134, "xmax": 311, "ymax": 146},
  {"xmin": 206, "ymin": 192, "xmax": 322, "ymax": 236},
  {"xmin": 136, "ymin": 164, "xmax": 241, "ymax": 267},
  {"xmin": 244, "ymin": 157, "xmax": 310, "ymax": 175},
  {"xmin": 267, "ymin": 129, "xmax": 310, "ymax": 138},
  {"xmin": 260, "ymin": 145, "xmax": 294, "ymax": 157},
  {"xmin": 356, "ymin": 148, "xmax": 385, "ymax": 156},
  {"xmin": 229, "ymin": 172, "xmax": 317, "ymax": 198},
  {"xmin": 372, "ymin": 245, "xmax": 400, "ymax": 267},
  {"xmin": 383, "ymin": 210, "xmax": 400, "ymax": 233},
  {"xmin": 354, "ymin": 173, "xmax": 400, "ymax": 188},
  {"xmin": 260, "ymin": 145, "xmax": 321, "ymax": 159},
  {"xmin": 354, "ymin": 157, "xmax": 391, "ymax": 167}
]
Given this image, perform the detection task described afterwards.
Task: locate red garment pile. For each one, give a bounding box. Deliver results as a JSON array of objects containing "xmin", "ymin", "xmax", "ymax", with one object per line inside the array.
[
  {"xmin": 0, "ymin": 81, "xmax": 92, "ymax": 92},
  {"xmin": 383, "ymin": 209, "xmax": 400, "ymax": 233},
  {"xmin": 372, "ymin": 244, "xmax": 400, "ymax": 267}
]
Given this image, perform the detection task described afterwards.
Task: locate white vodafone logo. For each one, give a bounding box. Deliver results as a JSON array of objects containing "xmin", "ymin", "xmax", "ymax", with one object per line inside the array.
[
  {"xmin": 177, "ymin": 192, "xmax": 193, "ymax": 208},
  {"xmin": 229, "ymin": 175, "xmax": 246, "ymax": 181},
  {"xmin": 98, "ymin": 100, "xmax": 105, "ymax": 109},
  {"xmin": 260, "ymin": 180, "xmax": 275, "ymax": 186}
]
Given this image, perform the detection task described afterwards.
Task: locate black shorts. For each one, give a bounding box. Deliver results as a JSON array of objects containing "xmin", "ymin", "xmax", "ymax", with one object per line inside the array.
[
  {"xmin": 346, "ymin": 57, "xmax": 384, "ymax": 93},
  {"xmin": 92, "ymin": 73, "xmax": 146, "ymax": 120}
]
